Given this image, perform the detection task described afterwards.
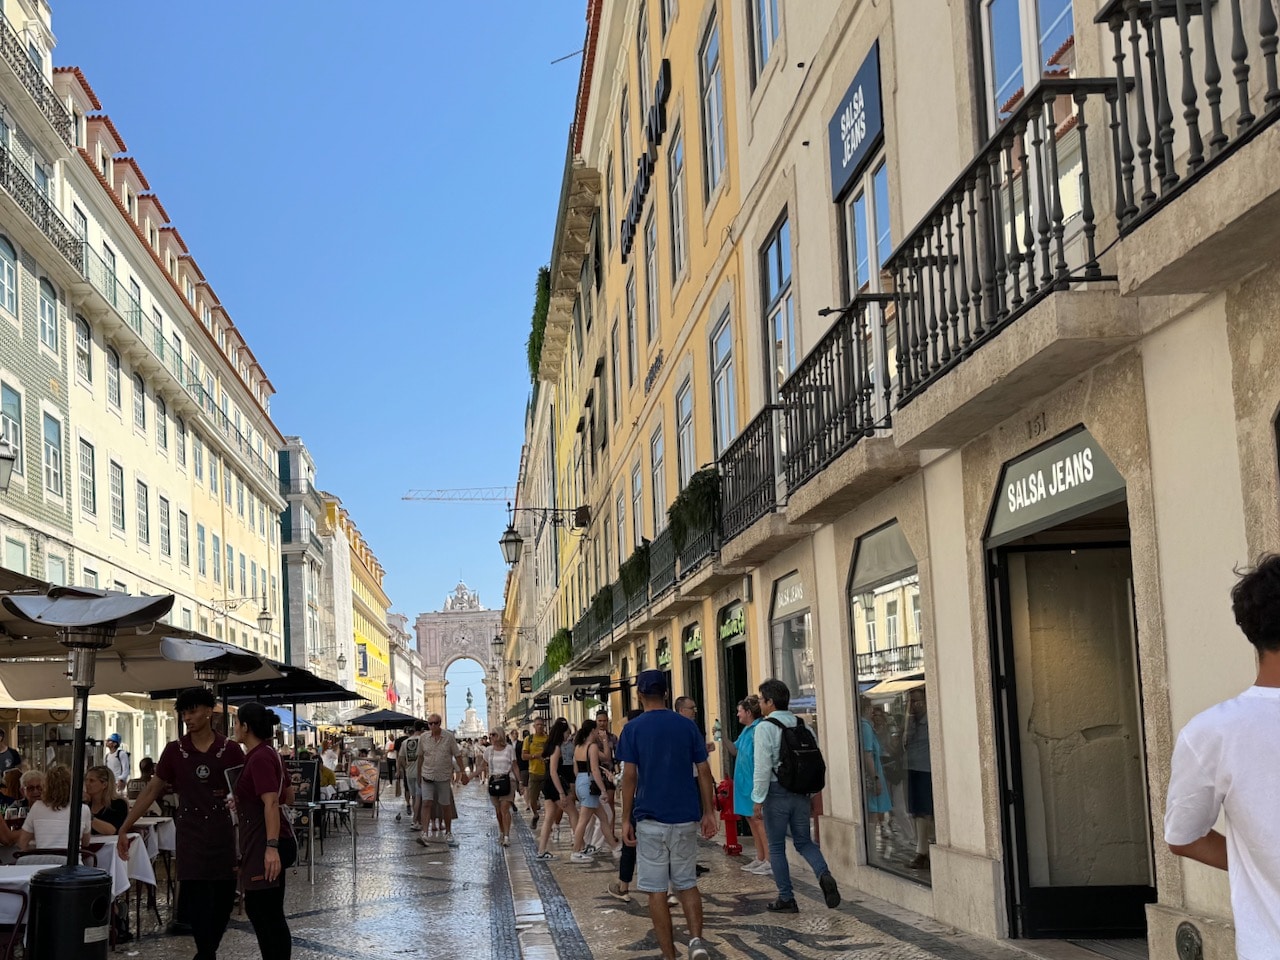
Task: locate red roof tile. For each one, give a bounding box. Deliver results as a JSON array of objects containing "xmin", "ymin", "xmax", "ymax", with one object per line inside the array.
[{"xmin": 53, "ymin": 66, "xmax": 102, "ymax": 110}]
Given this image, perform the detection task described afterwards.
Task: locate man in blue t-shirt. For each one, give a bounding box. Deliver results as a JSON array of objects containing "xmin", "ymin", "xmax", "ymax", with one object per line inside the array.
[{"xmin": 617, "ymin": 670, "xmax": 717, "ymax": 960}]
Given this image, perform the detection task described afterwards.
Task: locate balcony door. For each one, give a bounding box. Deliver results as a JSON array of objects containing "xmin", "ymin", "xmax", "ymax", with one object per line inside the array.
[{"xmin": 981, "ymin": 0, "xmax": 1075, "ymax": 130}]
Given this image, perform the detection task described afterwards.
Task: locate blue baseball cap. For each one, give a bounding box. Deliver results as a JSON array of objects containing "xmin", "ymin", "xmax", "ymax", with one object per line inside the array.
[
  {"xmin": 107, "ymin": 733, "xmax": 121, "ymax": 744},
  {"xmin": 636, "ymin": 670, "xmax": 667, "ymax": 696}
]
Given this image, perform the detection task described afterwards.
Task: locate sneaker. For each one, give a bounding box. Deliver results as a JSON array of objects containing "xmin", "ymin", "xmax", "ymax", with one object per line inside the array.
[
  {"xmin": 695, "ymin": 863, "xmax": 710, "ymax": 876},
  {"xmin": 766, "ymin": 898, "xmax": 799, "ymax": 913},
  {"xmin": 409, "ymin": 823, "xmax": 422, "ymax": 832},
  {"xmin": 583, "ymin": 844, "xmax": 598, "ymax": 855},
  {"xmin": 667, "ymin": 894, "xmax": 679, "ymax": 907},
  {"xmin": 740, "ymin": 858, "xmax": 762, "ymax": 872},
  {"xmin": 606, "ymin": 881, "xmax": 631, "ymax": 903},
  {"xmin": 416, "ymin": 835, "xmax": 429, "ymax": 847},
  {"xmin": 570, "ymin": 851, "xmax": 593, "ymax": 863},
  {"xmin": 749, "ymin": 860, "xmax": 774, "ymax": 875},
  {"xmin": 446, "ymin": 833, "xmax": 459, "ymax": 848},
  {"xmin": 535, "ymin": 851, "xmax": 558, "ymax": 861},
  {"xmin": 819, "ymin": 871, "xmax": 841, "ymax": 909},
  {"xmin": 500, "ymin": 836, "xmax": 509, "ymax": 847},
  {"xmin": 688, "ymin": 937, "xmax": 710, "ymax": 960}
]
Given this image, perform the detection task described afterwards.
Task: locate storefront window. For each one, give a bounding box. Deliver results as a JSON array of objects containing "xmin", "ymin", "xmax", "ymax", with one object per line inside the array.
[
  {"xmin": 850, "ymin": 521, "xmax": 933, "ymax": 885},
  {"xmin": 682, "ymin": 623, "xmax": 705, "ymax": 732},
  {"xmin": 769, "ymin": 572, "xmax": 816, "ymax": 726},
  {"xmin": 656, "ymin": 638, "xmax": 672, "ymax": 704}
]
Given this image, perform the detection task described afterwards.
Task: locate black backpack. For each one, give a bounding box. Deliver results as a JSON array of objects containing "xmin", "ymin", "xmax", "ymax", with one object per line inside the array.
[{"xmin": 765, "ymin": 716, "xmax": 826, "ymax": 795}]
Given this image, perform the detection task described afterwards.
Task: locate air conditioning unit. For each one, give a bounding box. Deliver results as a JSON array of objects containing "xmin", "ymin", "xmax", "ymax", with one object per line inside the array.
[{"xmin": 573, "ymin": 505, "xmax": 591, "ymax": 528}]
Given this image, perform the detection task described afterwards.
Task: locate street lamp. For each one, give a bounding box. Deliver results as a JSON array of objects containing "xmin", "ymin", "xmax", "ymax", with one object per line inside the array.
[
  {"xmin": 0, "ymin": 436, "xmax": 16, "ymax": 493},
  {"xmin": 497, "ymin": 502, "xmax": 587, "ymax": 565},
  {"xmin": 498, "ymin": 523, "xmax": 522, "ymax": 565},
  {"xmin": 337, "ymin": 652, "xmax": 347, "ymax": 671}
]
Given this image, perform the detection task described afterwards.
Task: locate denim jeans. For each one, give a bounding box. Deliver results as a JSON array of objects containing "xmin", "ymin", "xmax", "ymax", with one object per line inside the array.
[{"xmin": 763, "ymin": 780, "xmax": 829, "ymax": 901}]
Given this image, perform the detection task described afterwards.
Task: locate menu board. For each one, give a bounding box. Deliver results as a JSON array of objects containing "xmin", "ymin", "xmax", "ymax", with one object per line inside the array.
[{"xmin": 285, "ymin": 759, "xmax": 320, "ymax": 806}]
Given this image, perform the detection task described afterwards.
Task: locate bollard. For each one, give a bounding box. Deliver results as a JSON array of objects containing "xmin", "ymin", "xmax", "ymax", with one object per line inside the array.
[{"xmin": 714, "ymin": 778, "xmax": 742, "ymax": 856}]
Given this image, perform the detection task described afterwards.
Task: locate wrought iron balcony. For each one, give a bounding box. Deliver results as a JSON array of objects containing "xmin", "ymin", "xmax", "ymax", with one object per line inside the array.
[
  {"xmin": 855, "ymin": 642, "xmax": 925, "ymax": 682},
  {"xmin": 1099, "ymin": 0, "xmax": 1280, "ymax": 232},
  {"xmin": 677, "ymin": 513, "xmax": 718, "ymax": 577},
  {"xmin": 780, "ymin": 296, "xmax": 892, "ymax": 492},
  {"xmin": 886, "ymin": 78, "xmax": 1118, "ymax": 407},
  {"xmin": 612, "ymin": 581, "xmax": 628, "ymax": 629},
  {"xmin": 0, "ymin": 144, "xmax": 80, "ymax": 270},
  {"xmin": 648, "ymin": 528, "xmax": 677, "ymax": 599},
  {"xmin": 531, "ymin": 660, "xmax": 552, "ymax": 692},
  {"xmin": 720, "ymin": 406, "xmax": 779, "ymax": 541},
  {"xmin": 0, "ymin": 17, "xmax": 73, "ymax": 146}
]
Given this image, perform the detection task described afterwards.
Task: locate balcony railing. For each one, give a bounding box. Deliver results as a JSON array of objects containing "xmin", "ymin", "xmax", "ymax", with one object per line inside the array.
[
  {"xmin": 648, "ymin": 528, "xmax": 677, "ymax": 599},
  {"xmin": 1099, "ymin": 0, "xmax": 1280, "ymax": 233},
  {"xmin": 780, "ymin": 297, "xmax": 891, "ymax": 491},
  {"xmin": 612, "ymin": 581, "xmax": 628, "ymax": 629},
  {"xmin": 886, "ymin": 78, "xmax": 1117, "ymax": 407},
  {"xmin": 531, "ymin": 660, "xmax": 552, "ymax": 691},
  {"xmin": 721, "ymin": 406, "xmax": 778, "ymax": 541},
  {"xmin": 0, "ymin": 144, "xmax": 81, "ymax": 270},
  {"xmin": 0, "ymin": 17, "xmax": 73, "ymax": 145},
  {"xmin": 856, "ymin": 643, "xmax": 925, "ymax": 682},
  {"xmin": 677, "ymin": 515, "xmax": 718, "ymax": 577},
  {"xmin": 626, "ymin": 576, "xmax": 649, "ymax": 621}
]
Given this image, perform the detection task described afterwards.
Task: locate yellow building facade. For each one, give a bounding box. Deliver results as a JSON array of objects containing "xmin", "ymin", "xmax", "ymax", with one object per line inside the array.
[{"xmin": 328, "ymin": 500, "xmax": 392, "ymax": 706}]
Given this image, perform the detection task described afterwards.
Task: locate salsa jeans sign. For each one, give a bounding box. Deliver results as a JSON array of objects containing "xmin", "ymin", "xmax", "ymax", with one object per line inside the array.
[
  {"xmin": 828, "ymin": 41, "xmax": 883, "ymax": 200},
  {"xmin": 986, "ymin": 427, "xmax": 1126, "ymax": 547},
  {"xmin": 621, "ymin": 59, "xmax": 672, "ymax": 261}
]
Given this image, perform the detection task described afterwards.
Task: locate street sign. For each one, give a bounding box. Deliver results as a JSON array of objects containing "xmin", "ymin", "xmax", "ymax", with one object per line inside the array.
[{"xmin": 519, "ymin": 677, "xmax": 533, "ymax": 694}]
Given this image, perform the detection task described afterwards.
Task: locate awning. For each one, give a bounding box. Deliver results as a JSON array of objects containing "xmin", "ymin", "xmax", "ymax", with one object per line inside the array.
[
  {"xmin": 272, "ymin": 706, "xmax": 315, "ymax": 732},
  {"xmin": 345, "ymin": 709, "xmax": 420, "ymax": 730},
  {"xmin": 863, "ymin": 672, "xmax": 926, "ymax": 698},
  {"xmin": 0, "ymin": 688, "xmax": 140, "ymax": 714}
]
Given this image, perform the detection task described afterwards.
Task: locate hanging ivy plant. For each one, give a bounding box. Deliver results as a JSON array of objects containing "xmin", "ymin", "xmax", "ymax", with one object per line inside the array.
[
  {"xmin": 590, "ymin": 587, "xmax": 614, "ymax": 623},
  {"xmin": 526, "ymin": 266, "xmax": 551, "ymax": 382},
  {"xmin": 619, "ymin": 542, "xmax": 651, "ymax": 597},
  {"xmin": 668, "ymin": 468, "xmax": 721, "ymax": 551},
  {"xmin": 546, "ymin": 628, "xmax": 573, "ymax": 672}
]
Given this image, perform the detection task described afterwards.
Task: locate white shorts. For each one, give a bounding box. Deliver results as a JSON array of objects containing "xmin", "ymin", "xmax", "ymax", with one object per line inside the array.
[{"xmin": 421, "ymin": 779, "xmax": 454, "ymax": 807}]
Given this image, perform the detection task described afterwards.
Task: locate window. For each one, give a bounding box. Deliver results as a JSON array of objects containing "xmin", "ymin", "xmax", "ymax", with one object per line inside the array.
[
  {"xmin": 983, "ymin": 0, "xmax": 1075, "ymax": 126},
  {"xmin": 159, "ymin": 496, "xmax": 171, "ymax": 556},
  {"xmin": 193, "ymin": 433, "xmax": 203, "ymax": 480},
  {"xmin": 176, "ymin": 417, "xmax": 186, "ymax": 466},
  {"xmin": 251, "ymin": 560, "xmax": 258, "ymax": 600},
  {"xmin": 226, "ymin": 543, "xmax": 234, "ymax": 586},
  {"xmin": 224, "ymin": 462, "xmax": 232, "ymax": 506},
  {"xmin": 700, "ymin": 17, "xmax": 727, "ymax": 198},
  {"xmin": 82, "ymin": 568, "xmax": 98, "ymax": 588},
  {"xmin": 197, "ymin": 523, "xmax": 207, "ymax": 575},
  {"xmin": 626, "ymin": 272, "xmax": 639, "ymax": 386},
  {"xmin": 38, "ymin": 279, "xmax": 57, "ymax": 352},
  {"xmin": 3, "ymin": 538, "xmax": 26, "ymax": 575},
  {"xmin": 109, "ymin": 461, "xmax": 125, "ymax": 530},
  {"xmin": 710, "ymin": 311, "xmax": 737, "ymax": 454},
  {"xmin": 0, "ymin": 381, "xmax": 21, "ymax": 476},
  {"xmin": 41, "ymin": 415, "xmax": 62, "ymax": 495},
  {"xmin": 651, "ymin": 427, "xmax": 667, "ymax": 531},
  {"xmin": 102, "ymin": 245, "xmax": 117, "ymax": 301},
  {"xmin": 610, "ymin": 321, "xmax": 622, "ymax": 422},
  {"xmin": 616, "ymin": 488, "xmax": 627, "ymax": 562},
  {"xmin": 644, "ymin": 210, "xmax": 659, "ymax": 343},
  {"xmin": 675, "ymin": 379, "xmax": 695, "ymax": 488},
  {"xmin": 237, "ymin": 474, "xmax": 245, "ymax": 517},
  {"xmin": 78, "ymin": 439, "xmax": 95, "ymax": 515},
  {"xmin": 239, "ymin": 553, "xmax": 247, "ymax": 595},
  {"xmin": 213, "ymin": 533, "xmax": 222, "ymax": 583},
  {"xmin": 210, "ymin": 453, "xmax": 219, "ymax": 495},
  {"xmin": 106, "ymin": 348, "xmax": 121, "ymax": 407},
  {"xmin": 156, "ymin": 397, "xmax": 168, "ymax": 450},
  {"xmin": 637, "ymin": 5, "xmax": 652, "ymax": 122},
  {"xmin": 26, "ymin": 41, "xmax": 40, "ymax": 71},
  {"xmin": 136, "ymin": 480, "xmax": 150, "ymax": 544},
  {"xmin": 762, "ymin": 215, "xmax": 796, "ymax": 391},
  {"xmin": 850, "ymin": 522, "xmax": 931, "ymax": 883},
  {"xmin": 631, "ymin": 462, "xmax": 644, "ymax": 546},
  {"xmin": 0, "ymin": 237, "xmax": 15, "ymax": 314},
  {"xmin": 846, "ymin": 161, "xmax": 893, "ymax": 294},
  {"xmin": 661, "ymin": 0, "xmax": 677, "ymax": 35},
  {"xmin": 72, "ymin": 206, "xmax": 87, "ymax": 239},
  {"xmin": 620, "ymin": 86, "xmax": 631, "ymax": 193},
  {"xmin": 33, "ymin": 163, "xmax": 48, "ymax": 197},
  {"xmin": 129, "ymin": 277, "xmax": 141, "ymax": 311},
  {"xmin": 178, "ymin": 511, "xmax": 190, "ymax": 566},
  {"xmin": 605, "ymin": 155, "xmax": 616, "ymax": 250},
  {"xmin": 75, "ymin": 317, "xmax": 92, "ymax": 381},
  {"xmin": 133, "ymin": 374, "xmax": 146, "ymax": 431},
  {"xmin": 752, "ymin": 0, "xmax": 781, "ymax": 80},
  {"xmin": 45, "ymin": 555, "xmax": 65, "ymax": 585},
  {"xmin": 668, "ymin": 124, "xmax": 687, "ymax": 277}
]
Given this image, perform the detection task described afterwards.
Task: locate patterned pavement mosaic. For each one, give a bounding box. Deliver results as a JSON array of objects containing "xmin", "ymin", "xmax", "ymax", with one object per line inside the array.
[{"xmin": 109, "ymin": 782, "xmax": 1055, "ymax": 959}]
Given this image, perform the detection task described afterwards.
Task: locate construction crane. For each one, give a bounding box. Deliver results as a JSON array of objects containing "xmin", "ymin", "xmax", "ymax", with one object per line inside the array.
[{"xmin": 403, "ymin": 487, "xmax": 516, "ymax": 503}]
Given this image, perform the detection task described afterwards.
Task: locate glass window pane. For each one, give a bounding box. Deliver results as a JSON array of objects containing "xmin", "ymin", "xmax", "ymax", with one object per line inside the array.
[
  {"xmin": 1038, "ymin": 0, "xmax": 1074, "ymax": 74},
  {"xmin": 988, "ymin": 0, "xmax": 1025, "ymax": 122},
  {"xmin": 853, "ymin": 192, "xmax": 870, "ymax": 290},
  {"xmin": 873, "ymin": 164, "xmax": 892, "ymax": 270}
]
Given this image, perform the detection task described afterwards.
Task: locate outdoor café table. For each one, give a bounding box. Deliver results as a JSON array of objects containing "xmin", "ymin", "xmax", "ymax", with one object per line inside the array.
[
  {"xmin": 91, "ymin": 834, "xmax": 156, "ymax": 897},
  {"xmin": 0, "ymin": 863, "xmax": 51, "ymax": 925},
  {"xmin": 131, "ymin": 817, "xmax": 176, "ymax": 858}
]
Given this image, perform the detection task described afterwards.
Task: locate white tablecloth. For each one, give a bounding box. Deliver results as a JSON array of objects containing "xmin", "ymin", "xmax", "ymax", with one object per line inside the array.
[
  {"xmin": 0, "ymin": 864, "xmax": 52, "ymax": 924},
  {"xmin": 132, "ymin": 817, "xmax": 176, "ymax": 857},
  {"xmin": 91, "ymin": 834, "xmax": 156, "ymax": 897}
]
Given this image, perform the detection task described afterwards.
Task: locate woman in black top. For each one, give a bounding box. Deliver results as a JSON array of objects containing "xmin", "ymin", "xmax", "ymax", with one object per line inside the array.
[
  {"xmin": 533, "ymin": 719, "xmax": 579, "ymax": 859},
  {"xmin": 84, "ymin": 765, "xmax": 128, "ymax": 835}
]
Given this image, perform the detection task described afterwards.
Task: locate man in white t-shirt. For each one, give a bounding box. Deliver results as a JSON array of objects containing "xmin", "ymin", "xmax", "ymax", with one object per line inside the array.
[{"xmin": 1165, "ymin": 555, "xmax": 1280, "ymax": 959}]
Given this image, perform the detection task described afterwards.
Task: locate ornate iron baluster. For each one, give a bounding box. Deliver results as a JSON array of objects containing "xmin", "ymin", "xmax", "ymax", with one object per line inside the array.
[
  {"xmin": 1004, "ymin": 132, "xmax": 1025, "ymax": 310},
  {"xmin": 945, "ymin": 206, "xmax": 960, "ymax": 358},
  {"xmin": 1150, "ymin": 3, "xmax": 1181, "ymax": 190},
  {"xmin": 956, "ymin": 184, "xmax": 973, "ymax": 351},
  {"xmin": 1130, "ymin": 6, "xmax": 1159, "ymax": 205},
  {"xmin": 1043, "ymin": 93, "xmax": 1069, "ymax": 285},
  {"xmin": 1018, "ymin": 120, "xmax": 1037, "ymax": 300},
  {"xmin": 1073, "ymin": 90, "xmax": 1102, "ymax": 278},
  {"xmin": 1030, "ymin": 108, "xmax": 1053, "ymax": 291},
  {"xmin": 968, "ymin": 173, "xmax": 985, "ymax": 340},
  {"xmin": 1262, "ymin": 0, "xmax": 1280, "ymax": 111},
  {"xmin": 989, "ymin": 151, "xmax": 1009, "ymax": 324},
  {"xmin": 1230, "ymin": 0, "xmax": 1256, "ymax": 128},
  {"xmin": 927, "ymin": 224, "xmax": 943, "ymax": 369},
  {"xmin": 1175, "ymin": 0, "xmax": 1206, "ymax": 171},
  {"xmin": 1111, "ymin": 18, "xmax": 1138, "ymax": 218},
  {"xmin": 1200, "ymin": 0, "xmax": 1227, "ymax": 153}
]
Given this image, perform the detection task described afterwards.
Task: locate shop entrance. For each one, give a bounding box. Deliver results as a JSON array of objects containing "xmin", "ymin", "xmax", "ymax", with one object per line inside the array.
[
  {"xmin": 682, "ymin": 624, "xmax": 706, "ymax": 733},
  {"xmin": 718, "ymin": 602, "xmax": 749, "ymax": 780},
  {"xmin": 986, "ymin": 430, "xmax": 1154, "ymax": 939}
]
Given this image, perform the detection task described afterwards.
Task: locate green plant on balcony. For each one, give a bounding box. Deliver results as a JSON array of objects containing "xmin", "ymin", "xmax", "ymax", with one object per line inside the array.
[
  {"xmin": 545, "ymin": 628, "xmax": 573, "ymax": 672},
  {"xmin": 590, "ymin": 587, "xmax": 614, "ymax": 624},
  {"xmin": 526, "ymin": 265, "xmax": 551, "ymax": 382},
  {"xmin": 668, "ymin": 468, "xmax": 721, "ymax": 552},
  {"xmin": 619, "ymin": 542, "xmax": 651, "ymax": 597}
]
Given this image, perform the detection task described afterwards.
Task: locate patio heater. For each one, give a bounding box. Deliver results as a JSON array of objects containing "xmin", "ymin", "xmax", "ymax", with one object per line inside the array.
[{"xmin": 1, "ymin": 590, "xmax": 174, "ymax": 960}]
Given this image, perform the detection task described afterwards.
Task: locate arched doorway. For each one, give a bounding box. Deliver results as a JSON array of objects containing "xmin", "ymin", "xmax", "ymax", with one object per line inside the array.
[{"xmin": 442, "ymin": 656, "xmax": 490, "ymax": 737}]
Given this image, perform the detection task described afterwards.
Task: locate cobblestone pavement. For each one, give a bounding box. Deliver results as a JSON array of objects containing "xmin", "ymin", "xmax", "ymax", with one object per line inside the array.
[{"xmin": 111, "ymin": 782, "xmax": 1048, "ymax": 959}]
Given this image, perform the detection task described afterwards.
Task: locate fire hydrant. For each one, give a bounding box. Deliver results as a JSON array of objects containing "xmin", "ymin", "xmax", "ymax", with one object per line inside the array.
[{"xmin": 715, "ymin": 778, "xmax": 743, "ymax": 856}]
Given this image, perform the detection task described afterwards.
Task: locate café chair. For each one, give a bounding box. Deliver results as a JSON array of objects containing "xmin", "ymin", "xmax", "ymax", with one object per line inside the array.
[{"xmin": 14, "ymin": 848, "xmax": 97, "ymax": 867}]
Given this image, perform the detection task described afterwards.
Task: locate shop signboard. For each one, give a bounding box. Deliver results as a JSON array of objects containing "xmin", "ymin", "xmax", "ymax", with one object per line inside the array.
[
  {"xmin": 828, "ymin": 42, "xmax": 883, "ymax": 200},
  {"xmin": 519, "ymin": 677, "xmax": 533, "ymax": 694},
  {"xmin": 987, "ymin": 427, "xmax": 1126, "ymax": 547},
  {"xmin": 683, "ymin": 626, "xmax": 702, "ymax": 656},
  {"xmin": 285, "ymin": 758, "xmax": 320, "ymax": 806}
]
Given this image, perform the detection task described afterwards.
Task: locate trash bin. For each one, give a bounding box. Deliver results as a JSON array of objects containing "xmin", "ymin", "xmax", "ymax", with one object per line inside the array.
[{"xmin": 28, "ymin": 864, "xmax": 112, "ymax": 960}]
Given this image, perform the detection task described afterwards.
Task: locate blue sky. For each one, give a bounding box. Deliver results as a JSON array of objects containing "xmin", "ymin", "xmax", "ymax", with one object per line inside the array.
[{"xmin": 54, "ymin": 2, "xmax": 586, "ymax": 720}]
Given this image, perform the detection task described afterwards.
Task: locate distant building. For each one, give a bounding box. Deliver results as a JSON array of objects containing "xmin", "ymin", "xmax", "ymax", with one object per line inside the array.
[{"xmin": 415, "ymin": 582, "xmax": 503, "ymax": 730}]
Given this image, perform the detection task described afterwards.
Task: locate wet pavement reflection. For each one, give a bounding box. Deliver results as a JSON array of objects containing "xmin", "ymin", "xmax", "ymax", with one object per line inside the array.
[{"xmin": 115, "ymin": 782, "xmax": 1032, "ymax": 959}]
